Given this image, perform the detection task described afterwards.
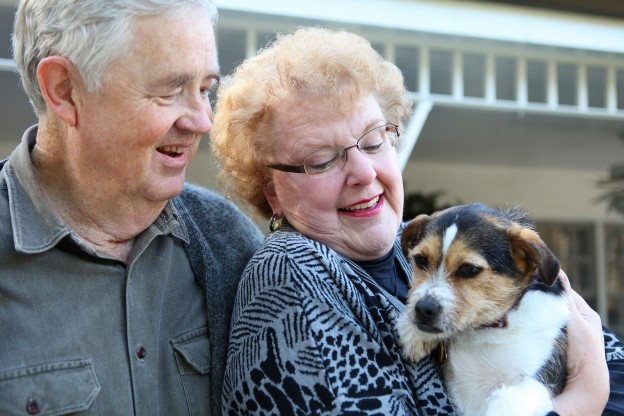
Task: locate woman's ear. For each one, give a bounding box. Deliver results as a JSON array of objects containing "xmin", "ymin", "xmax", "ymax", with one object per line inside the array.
[
  {"xmin": 264, "ymin": 185, "xmax": 282, "ymax": 216},
  {"xmin": 36, "ymin": 56, "xmax": 80, "ymax": 126}
]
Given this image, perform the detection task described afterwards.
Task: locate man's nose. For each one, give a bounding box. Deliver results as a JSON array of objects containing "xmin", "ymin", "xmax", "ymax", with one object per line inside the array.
[{"xmin": 176, "ymin": 95, "xmax": 213, "ymax": 135}]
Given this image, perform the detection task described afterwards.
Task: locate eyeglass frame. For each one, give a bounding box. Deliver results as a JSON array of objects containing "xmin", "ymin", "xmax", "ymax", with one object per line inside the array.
[{"xmin": 266, "ymin": 123, "xmax": 400, "ymax": 176}]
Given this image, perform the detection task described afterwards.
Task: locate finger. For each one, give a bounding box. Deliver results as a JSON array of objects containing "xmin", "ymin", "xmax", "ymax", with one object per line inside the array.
[
  {"xmin": 558, "ymin": 269, "xmax": 571, "ymax": 291},
  {"xmin": 568, "ymin": 289, "xmax": 602, "ymax": 332}
]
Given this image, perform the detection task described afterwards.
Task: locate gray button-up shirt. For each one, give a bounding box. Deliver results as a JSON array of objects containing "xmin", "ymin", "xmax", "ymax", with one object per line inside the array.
[{"xmin": 0, "ymin": 127, "xmax": 210, "ymax": 415}]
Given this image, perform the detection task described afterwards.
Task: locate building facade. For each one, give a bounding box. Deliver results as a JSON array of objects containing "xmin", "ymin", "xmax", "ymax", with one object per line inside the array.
[{"xmin": 1, "ymin": 0, "xmax": 623, "ymax": 335}]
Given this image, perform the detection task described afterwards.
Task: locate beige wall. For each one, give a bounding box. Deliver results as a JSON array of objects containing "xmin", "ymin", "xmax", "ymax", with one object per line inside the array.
[{"xmin": 403, "ymin": 160, "xmax": 622, "ymax": 223}]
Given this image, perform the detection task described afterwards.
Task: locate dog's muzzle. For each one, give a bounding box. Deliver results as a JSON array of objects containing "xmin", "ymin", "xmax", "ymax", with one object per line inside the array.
[{"xmin": 415, "ymin": 295, "xmax": 443, "ymax": 333}]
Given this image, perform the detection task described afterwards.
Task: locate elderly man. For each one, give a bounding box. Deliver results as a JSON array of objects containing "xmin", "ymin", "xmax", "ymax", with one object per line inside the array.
[{"xmin": 0, "ymin": 1, "xmax": 262, "ymax": 415}]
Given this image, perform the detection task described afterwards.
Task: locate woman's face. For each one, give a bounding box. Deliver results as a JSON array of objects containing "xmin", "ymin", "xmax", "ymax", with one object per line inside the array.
[{"xmin": 265, "ymin": 94, "xmax": 404, "ymax": 261}]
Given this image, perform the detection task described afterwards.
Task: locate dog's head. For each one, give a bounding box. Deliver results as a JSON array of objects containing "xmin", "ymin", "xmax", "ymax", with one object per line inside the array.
[{"xmin": 400, "ymin": 203, "xmax": 560, "ymax": 337}]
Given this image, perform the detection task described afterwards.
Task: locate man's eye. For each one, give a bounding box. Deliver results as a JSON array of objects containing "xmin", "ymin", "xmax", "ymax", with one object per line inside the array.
[
  {"xmin": 158, "ymin": 87, "xmax": 182, "ymax": 101},
  {"xmin": 156, "ymin": 93, "xmax": 177, "ymax": 103},
  {"xmin": 199, "ymin": 87, "xmax": 211, "ymax": 100},
  {"xmin": 201, "ymin": 78, "xmax": 220, "ymax": 102}
]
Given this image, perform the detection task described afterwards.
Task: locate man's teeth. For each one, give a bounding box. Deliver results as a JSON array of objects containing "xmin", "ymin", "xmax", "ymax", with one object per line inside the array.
[
  {"xmin": 343, "ymin": 196, "xmax": 380, "ymax": 211},
  {"xmin": 159, "ymin": 145, "xmax": 183, "ymax": 154}
]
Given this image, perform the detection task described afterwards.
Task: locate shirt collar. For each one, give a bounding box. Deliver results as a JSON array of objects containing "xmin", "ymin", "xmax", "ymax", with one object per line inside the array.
[{"xmin": 4, "ymin": 125, "xmax": 188, "ymax": 254}]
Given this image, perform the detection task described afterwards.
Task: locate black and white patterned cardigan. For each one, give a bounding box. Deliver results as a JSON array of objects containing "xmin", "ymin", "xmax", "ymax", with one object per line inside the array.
[
  {"xmin": 222, "ymin": 222, "xmax": 624, "ymax": 416},
  {"xmin": 223, "ymin": 222, "xmax": 453, "ymax": 415}
]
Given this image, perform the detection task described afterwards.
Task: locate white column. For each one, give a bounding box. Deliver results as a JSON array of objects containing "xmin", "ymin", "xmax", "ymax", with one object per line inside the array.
[
  {"xmin": 453, "ymin": 51, "xmax": 463, "ymax": 100},
  {"xmin": 0, "ymin": 58, "xmax": 16, "ymax": 71},
  {"xmin": 595, "ymin": 221, "xmax": 608, "ymax": 323},
  {"xmin": 397, "ymin": 100, "xmax": 434, "ymax": 172}
]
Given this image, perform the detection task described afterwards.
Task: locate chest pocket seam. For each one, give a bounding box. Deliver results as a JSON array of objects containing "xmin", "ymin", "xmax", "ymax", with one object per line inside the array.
[{"xmin": 0, "ymin": 358, "xmax": 100, "ymax": 415}]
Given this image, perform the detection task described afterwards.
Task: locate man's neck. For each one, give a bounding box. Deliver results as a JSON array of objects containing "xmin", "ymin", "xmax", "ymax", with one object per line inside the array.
[{"xmin": 31, "ymin": 126, "xmax": 166, "ymax": 262}]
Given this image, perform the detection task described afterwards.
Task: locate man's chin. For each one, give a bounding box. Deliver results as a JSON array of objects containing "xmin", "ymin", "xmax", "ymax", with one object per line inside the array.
[{"xmin": 145, "ymin": 178, "xmax": 186, "ymax": 203}]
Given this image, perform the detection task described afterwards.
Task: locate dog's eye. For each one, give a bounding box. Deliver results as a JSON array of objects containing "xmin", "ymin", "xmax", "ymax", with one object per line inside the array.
[
  {"xmin": 456, "ymin": 264, "xmax": 482, "ymax": 278},
  {"xmin": 412, "ymin": 254, "xmax": 428, "ymax": 270}
]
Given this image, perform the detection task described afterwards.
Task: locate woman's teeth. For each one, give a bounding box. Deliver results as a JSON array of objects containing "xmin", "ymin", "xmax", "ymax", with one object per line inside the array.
[{"xmin": 343, "ymin": 196, "xmax": 380, "ymax": 211}]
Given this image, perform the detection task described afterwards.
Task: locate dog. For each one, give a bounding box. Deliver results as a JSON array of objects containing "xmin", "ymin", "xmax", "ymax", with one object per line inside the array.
[{"xmin": 397, "ymin": 203, "xmax": 569, "ymax": 416}]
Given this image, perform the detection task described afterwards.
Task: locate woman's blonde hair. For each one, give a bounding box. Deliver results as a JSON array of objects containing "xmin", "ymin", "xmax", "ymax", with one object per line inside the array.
[{"xmin": 211, "ymin": 27, "xmax": 412, "ymax": 219}]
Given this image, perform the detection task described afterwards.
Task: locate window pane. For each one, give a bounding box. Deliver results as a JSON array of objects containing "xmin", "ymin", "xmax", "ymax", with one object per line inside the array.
[
  {"xmin": 617, "ymin": 69, "xmax": 624, "ymax": 110},
  {"xmin": 527, "ymin": 60, "xmax": 547, "ymax": 103},
  {"xmin": 256, "ymin": 31, "xmax": 277, "ymax": 51},
  {"xmin": 587, "ymin": 66, "xmax": 607, "ymax": 108},
  {"xmin": 463, "ymin": 53, "xmax": 485, "ymax": 98},
  {"xmin": 606, "ymin": 225, "xmax": 624, "ymax": 338},
  {"xmin": 430, "ymin": 50, "xmax": 452, "ymax": 95},
  {"xmin": 370, "ymin": 42, "xmax": 385, "ymax": 58},
  {"xmin": 217, "ymin": 28, "xmax": 247, "ymax": 77},
  {"xmin": 536, "ymin": 222, "xmax": 596, "ymax": 309},
  {"xmin": 0, "ymin": 5, "xmax": 14, "ymax": 58},
  {"xmin": 496, "ymin": 57, "xmax": 516, "ymax": 101},
  {"xmin": 395, "ymin": 46, "xmax": 419, "ymax": 92},
  {"xmin": 0, "ymin": 70, "xmax": 36, "ymax": 152},
  {"xmin": 557, "ymin": 63, "xmax": 577, "ymax": 106}
]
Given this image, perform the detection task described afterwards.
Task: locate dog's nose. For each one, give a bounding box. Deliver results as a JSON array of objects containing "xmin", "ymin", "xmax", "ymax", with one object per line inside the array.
[{"xmin": 415, "ymin": 296, "xmax": 441, "ymax": 324}]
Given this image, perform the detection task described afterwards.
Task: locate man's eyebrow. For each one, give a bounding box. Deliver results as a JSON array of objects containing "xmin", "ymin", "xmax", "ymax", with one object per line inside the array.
[
  {"xmin": 206, "ymin": 73, "xmax": 221, "ymax": 85},
  {"xmin": 156, "ymin": 72, "xmax": 220, "ymax": 89},
  {"xmin": 156, "ymin": 73, "xmax": 192, "ymax": 89}
]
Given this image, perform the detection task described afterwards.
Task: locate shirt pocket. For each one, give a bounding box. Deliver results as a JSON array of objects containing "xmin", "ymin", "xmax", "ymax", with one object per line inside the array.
[
  {"xmin": 0, "ymin": 359, "xmax": 100, "ymax": 415},
  {"xmin": 171, "ymin": 327, "xmax": 211, "ymax": 416}
]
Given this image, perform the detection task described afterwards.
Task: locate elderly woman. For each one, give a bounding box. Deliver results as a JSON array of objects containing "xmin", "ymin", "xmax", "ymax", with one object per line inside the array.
[{"xmin": 212, "ymin": 27, "xmax": 623, "ymax": 415}]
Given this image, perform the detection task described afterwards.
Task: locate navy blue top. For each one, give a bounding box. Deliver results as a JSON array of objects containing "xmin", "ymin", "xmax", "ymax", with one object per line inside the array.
[{"xmin": 356, "ymin": 246, "xmax": 410, "ymax": 304}]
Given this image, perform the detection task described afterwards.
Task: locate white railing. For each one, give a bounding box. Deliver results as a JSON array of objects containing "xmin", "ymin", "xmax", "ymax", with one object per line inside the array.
[{"xmin": 0, "ymin": 58, "xmax": 16, "ymax": 71}]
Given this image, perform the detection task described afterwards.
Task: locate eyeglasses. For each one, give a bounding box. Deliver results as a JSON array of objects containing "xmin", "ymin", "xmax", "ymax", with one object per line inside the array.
[{"xmin": 267, "ymin": 123, "xmax": 400, "ymax": 177}]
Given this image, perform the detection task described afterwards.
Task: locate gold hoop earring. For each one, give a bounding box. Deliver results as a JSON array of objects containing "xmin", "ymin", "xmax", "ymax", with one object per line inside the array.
[{"xmin": 269, "ymin": 214, "xmax": 283, "ymax": 232}]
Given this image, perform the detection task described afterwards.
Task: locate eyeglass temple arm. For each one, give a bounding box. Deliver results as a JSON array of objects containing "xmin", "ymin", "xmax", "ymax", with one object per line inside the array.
[{"xmin": 266, "ymin": 163, "xmax": 306, "ymax": 173}]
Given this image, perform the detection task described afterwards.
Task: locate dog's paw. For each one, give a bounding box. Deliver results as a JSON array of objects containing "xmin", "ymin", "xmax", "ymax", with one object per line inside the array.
[
  {"xmin": 396, "ymin": 314, "xmax": 437, "ymax": 362},
  {"xmin": 401, "ymin": 339, "xmax": 436, "ymax": 362},
  {"xmin": 484, "ymin": 378, "xmax": 553, "ymax": 416}
]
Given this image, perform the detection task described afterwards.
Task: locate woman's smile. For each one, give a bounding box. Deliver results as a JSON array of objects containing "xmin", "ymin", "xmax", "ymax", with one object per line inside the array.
[{"xmin": 339, "ymin": 194, "xmax": 383, "ymax": 217}]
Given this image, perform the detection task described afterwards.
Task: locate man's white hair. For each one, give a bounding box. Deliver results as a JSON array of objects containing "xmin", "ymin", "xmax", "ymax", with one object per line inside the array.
[{"xmin": 12, "ymin": 0, "xmax": 218, "ymax": 115}]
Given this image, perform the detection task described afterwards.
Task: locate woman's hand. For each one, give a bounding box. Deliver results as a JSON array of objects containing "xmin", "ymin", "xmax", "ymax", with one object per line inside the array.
[{"xmin": 553, "ymin": 270, "xmax": 609, "ymax": 415}]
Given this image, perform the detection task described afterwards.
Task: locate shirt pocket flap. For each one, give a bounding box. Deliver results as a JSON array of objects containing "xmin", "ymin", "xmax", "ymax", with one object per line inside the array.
[
  {"xmin": 171, "ymin": 327, "xmax": 211, "ymax": 375},
  {"xmin": 0, "ymin": 359, "xmax": 100, "ymax": 415}
]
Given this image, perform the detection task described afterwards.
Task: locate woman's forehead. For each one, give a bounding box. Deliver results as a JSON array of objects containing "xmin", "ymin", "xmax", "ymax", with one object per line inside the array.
[{"xmin": 272, "ymin": 94, "xmax": 384, "ymax": 151}]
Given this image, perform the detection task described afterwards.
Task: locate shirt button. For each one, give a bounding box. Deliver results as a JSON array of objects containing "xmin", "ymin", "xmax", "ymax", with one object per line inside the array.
[
  {"xmin": 26, "ymin": 398, "xmax": 41, "ymax": 415},
  {"xmin": 137, "ymin": 346, "xmax": 147, "ymax": 359}
]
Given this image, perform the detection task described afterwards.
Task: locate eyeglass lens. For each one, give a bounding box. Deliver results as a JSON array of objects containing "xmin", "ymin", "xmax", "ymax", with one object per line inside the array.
[{"xmin": 303, "ymin": 124, "xmax": 398, "ymax": 175}]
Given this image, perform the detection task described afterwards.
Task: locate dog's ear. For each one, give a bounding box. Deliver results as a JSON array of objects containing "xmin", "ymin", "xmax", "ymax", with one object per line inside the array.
[
  {"xmin": 508, "ymin": 226, "xmax": 560, "ymax": 286},
  {"xmin": 401, "ymin": 214, "xmax": 430, "ymax": 257}
]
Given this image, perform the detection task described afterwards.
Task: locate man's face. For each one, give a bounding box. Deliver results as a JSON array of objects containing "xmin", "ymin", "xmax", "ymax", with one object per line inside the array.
[{"xmin": 71, "ymin": 7, "xmax": 218, "ymax": 204}]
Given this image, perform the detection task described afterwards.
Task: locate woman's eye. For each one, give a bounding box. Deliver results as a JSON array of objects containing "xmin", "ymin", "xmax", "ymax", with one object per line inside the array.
[
  {"xmin": 361, "ymin": 142, "xmax": 383, "ymax": 153},
  {"xmin": 307, "ymin": 157, "xmax": 338, "ymax": 173},
  {"xmin": 304, "ymin": 149, "xmax": 340, "ymax": 173}
]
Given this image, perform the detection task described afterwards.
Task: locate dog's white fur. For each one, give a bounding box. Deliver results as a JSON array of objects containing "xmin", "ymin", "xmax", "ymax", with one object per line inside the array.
[
  {"xmin": 398, "ymin": 205, "xmax": 570, "ymax": 415},
  {"xmin": 398, "ymin": 284, "xmax": 569, "ymax": 415}
]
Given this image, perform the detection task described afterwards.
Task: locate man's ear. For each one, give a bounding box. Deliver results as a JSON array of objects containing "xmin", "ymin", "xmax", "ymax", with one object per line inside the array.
[{"xmin": 37, "ymin": 56, "xmax": 80, "ymax": 127}]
